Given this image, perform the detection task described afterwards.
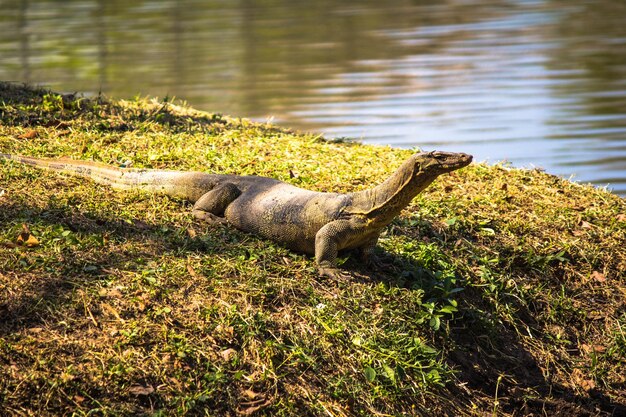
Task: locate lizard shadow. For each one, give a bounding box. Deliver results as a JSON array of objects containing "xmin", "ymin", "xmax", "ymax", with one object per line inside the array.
[{"xmin": 338, "ymin": 243, "xmax": 625, "ymax": 416}]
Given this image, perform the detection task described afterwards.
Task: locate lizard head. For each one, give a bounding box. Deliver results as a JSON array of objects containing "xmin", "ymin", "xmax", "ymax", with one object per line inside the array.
[
  {"xmin": 418, "ymin": 151, "xmax": 473, "ymax": 174},
  {"xmin": 349, "ymin": 150, "xmax": 473, "ymax": 222}
]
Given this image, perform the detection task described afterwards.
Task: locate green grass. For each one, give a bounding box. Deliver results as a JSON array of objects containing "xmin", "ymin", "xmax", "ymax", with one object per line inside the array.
[{"xmin": 1, "ymin": 82, "xmax": 625, "ymax": 416}]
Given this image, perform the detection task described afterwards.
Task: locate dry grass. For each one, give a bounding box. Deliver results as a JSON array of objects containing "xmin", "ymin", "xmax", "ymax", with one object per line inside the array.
[{"xmin": 1, "ymin": 82, "xmax": 625, "ymax": 416}]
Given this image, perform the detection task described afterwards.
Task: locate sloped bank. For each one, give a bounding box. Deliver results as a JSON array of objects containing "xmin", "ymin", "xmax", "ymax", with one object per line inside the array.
[{"xmin": 1, "ymin": 82, "xmax": 624, "ymax": 416}]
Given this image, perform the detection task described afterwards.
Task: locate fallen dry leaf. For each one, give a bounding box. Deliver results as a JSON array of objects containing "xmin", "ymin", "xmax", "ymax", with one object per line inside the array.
[
  {"xmin": 98, "ymin": 287, "xmax": 123, "ymax": 298},
  {"xmin": 17, "ymin": 129, "xmax": 38, "ymax": 140},
  {"xmin": 581, "ymin": 344, "xmax": 607, "ymax": 354},
  {"xmin": 101, "ymin": 303, "xmax": 125, "ymax": 323},
  {"xmin": 17, "ymin": 224, "xmax": 39, "ymax": 247},
  {"xmin": 220, "ymin": 348, "xmax": 237, "ymax": 361},
  {"xmin": 187, "ymin": 263, "xmax": 200, "ymax": 279},
  {"xmin": 242, "ymin": 389, "xmax": 264, "ymax": 400},
  {"xmin": 581, "ymin": 379, "xmax": 595, "ymax": 391},
  {"xmin": 571, "ymin": 368, "xmax": 596, "ymax": 391},
  {"xmin": 580, "ymin": 220, "xmax": 593, "ymax": 229},
  {"xmin": 215, "ymin": 324, "xmax": 235, "ymax": 339},
  {"xmin": 591, "ymin": 271, "xmax": 606, "ymax": 283},
  {"xmin": 617, "ymin": 214, "xmax": 626, "ymax": 222}
]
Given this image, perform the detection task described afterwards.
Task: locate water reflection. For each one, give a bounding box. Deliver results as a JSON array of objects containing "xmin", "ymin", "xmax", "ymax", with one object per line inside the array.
[{"xmin": 0, "ymin": 0, "xmax": 624, "ymax": 194}]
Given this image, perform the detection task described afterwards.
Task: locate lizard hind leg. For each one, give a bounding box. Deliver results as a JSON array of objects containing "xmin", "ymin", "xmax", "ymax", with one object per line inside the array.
[{"xmin": 192, "ymin": 182, "xmax": 241, "ymax": 225}]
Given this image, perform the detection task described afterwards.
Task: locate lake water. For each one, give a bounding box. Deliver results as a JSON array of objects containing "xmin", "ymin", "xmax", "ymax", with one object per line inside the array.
[{"xmin": 1, "ymin": 0, "xmax": 625, "ymax": 195}]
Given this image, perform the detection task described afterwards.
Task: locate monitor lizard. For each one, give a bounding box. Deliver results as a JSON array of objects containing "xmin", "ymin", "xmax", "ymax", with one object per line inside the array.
[{"xmin": 0, "ymin": 151, "xmax": 472, "ymax": 278}]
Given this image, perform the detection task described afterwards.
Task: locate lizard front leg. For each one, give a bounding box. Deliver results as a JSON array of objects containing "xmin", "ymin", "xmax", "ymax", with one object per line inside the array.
[
  {"xmin": 315, "ymin": 219, "xmax": 361, "ymax": 279},
  {"xmin": 192, "ymin": 182, "xmax": 241, "ymax": 225}
]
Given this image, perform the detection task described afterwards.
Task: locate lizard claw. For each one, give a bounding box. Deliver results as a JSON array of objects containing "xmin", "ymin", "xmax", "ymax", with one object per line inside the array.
[
  {"xmin": 318, "ymin": 267, "xmax": 351, "ymax": 281},
  {"xmin": 192, "ymin": 210, "xmax": 228, "ymax": 225}
]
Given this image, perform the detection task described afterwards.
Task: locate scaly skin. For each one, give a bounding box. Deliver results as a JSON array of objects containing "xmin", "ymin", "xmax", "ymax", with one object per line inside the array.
[{"xmin": 0, "ymin": 151, "xmax": 472, "ymax": 277}]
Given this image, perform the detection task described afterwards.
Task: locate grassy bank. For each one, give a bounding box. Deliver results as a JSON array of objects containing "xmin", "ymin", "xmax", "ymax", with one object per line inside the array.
[{"xmin": 1, "ymin": 82, "xmax": 625, "ymax": 416}]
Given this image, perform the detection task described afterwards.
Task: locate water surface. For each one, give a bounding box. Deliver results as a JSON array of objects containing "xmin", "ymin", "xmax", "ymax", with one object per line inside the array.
[{"xmin": 1, "ymin": 0, "xmax": 625, "ymax": 194}]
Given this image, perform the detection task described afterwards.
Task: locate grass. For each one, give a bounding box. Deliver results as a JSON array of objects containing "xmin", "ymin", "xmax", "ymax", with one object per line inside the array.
[{"xmin": 1, "ymin": 82, "xmax": 625, "ymax": 416}]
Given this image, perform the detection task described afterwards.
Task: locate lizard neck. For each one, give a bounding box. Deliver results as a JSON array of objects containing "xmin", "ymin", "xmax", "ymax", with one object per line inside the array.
[{"xmin": 348, "ymin": 157, "xmax": 438, "ymax": 226}]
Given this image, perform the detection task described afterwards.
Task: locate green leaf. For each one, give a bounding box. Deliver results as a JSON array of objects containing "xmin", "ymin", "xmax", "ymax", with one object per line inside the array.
[
  {"xmin": 429, "ymin": 316, "xmax": 441, "ymax": 331},
  {"xmin": 364, "ymin": 366, "xmax": 376, "ymax": 382},
  {"xmin": 445, "ymin": 217, "xmax": 457, "ymax": 226},
  {"xmin": 439, "ymin": 305, "xmax": 457, "ymax": 314},
  {"xmin": 421, "ymin": 344, "xmax": 438, "ymax": 355},
  {"xmin": 427, "ymin": 369, "xmax": 441, "ymax": 383},
  {"xmin": 383, "ymin": 364, "xmax": 396, "ymax": 383}
]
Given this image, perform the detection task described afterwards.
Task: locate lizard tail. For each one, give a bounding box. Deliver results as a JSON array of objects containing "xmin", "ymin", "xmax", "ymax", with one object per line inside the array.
[{"xmin": 0, "ymin": 154, "xmax": 217, "ymax": 202}]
